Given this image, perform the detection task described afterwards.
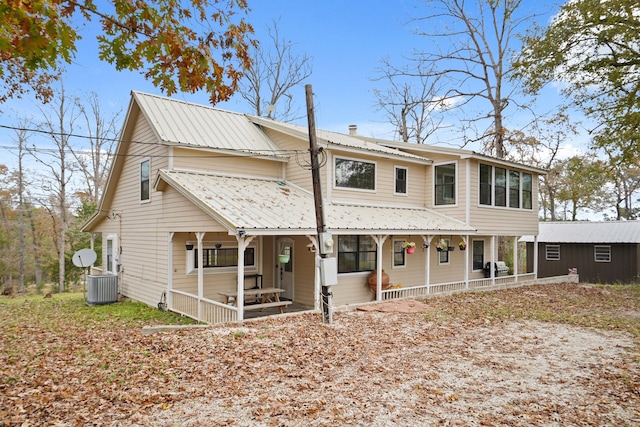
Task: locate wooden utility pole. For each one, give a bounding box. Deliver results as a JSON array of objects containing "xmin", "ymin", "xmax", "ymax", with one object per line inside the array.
[{"xmin": 305, "ymin": 84, "xmax": 332, "ymax": 324}]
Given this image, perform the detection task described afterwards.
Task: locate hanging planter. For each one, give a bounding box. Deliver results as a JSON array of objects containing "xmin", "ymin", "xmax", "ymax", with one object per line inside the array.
[
  {"xmin": 402, "ymin": 241, "xmax": 416, "ymax": 254},
  {"xmin": 278, "ymin": 254, "xmax": 290, "ymax": 263},
  {"xmin": 437, "ymin": 239, "xmax": 448, "ymax": 252},
  {"xmin": 448, "ymin": 246, "xmax": 455, "ymax": 251},
  {"xmin": 458, "ymin": 240, "xmax": 467, "ymax": 251}
]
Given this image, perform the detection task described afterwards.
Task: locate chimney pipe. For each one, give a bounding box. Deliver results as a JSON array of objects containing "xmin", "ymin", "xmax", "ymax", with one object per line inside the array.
[{"xmin": 348, "ymin": 124, "xmax": 357, "ymax": 135}]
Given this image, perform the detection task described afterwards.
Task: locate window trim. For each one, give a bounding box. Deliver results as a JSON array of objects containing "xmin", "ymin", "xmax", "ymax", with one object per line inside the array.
[
  {"xmin": 478, "ymin": 163, "xmax": 533, "ymax": 210},
  {"xmin": 337, "ymin": 235, "xmax": 377, "ymax": 273},
  {"xmin": 594, "ymin": 245, "xmax": 611, "ymax": 263},
  {"xmin": 394, "ymin": 166, "xmax": 408, "ymax": 196},
  {"xmin": 545, "ymin": 244, "xmax": 560, "ymax": 261},
  {"xmin": 438, "ymin": 238, "xmax": 451, "ymax": 265},
  {"xmin": 392, "ymin": 239, "xmax": 407, "ymax": 268},
  {"xmin": 472, "ymin": 239, "xmax": 484, "ymax": 271},
  {"xmin": 140, "ymin": 158, "xmax": 150, "ymax": 203},
  {"xmin": 333, "ymin": 156, "xmax": 377, "ymax": 192},
  {"xmin": 187, "ymin": 243, "xmax": 258, "ymax": 274},
  {"xmin": 434, "ymin": 162, "xmax": 457, "ymax": 207}
]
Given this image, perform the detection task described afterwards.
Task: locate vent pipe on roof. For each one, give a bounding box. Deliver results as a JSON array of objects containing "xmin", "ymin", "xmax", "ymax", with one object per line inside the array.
[{"xmin": 348, "ymin": 124, "xmax": 357, "ymax": 135}]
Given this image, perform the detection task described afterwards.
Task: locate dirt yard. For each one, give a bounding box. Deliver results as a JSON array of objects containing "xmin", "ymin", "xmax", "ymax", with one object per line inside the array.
[{"xmin": 1, "ymin": 283, "xmax": 639, "ymax": 426}]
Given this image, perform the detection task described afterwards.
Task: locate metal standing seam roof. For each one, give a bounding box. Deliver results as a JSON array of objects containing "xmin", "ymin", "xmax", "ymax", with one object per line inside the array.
[
  {"xmin": 249, "ymin": 115, "xmax": 431, "ymax": 164},
  {"xmin": 156, "ymin": 170, "xmax": 475, "ymax": 235},
  {"xmin": 132, "ymin": 91, "xmax": 285, "ymax": 158},
  {"xmin": 520, "ymin": 221, "xmax": 640, "ymax": 243}
]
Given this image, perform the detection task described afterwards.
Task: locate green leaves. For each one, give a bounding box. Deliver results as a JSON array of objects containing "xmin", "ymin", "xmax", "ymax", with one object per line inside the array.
[{"xmin": 0, "ymin": 0, "xmax": 255, "ymax": 104}]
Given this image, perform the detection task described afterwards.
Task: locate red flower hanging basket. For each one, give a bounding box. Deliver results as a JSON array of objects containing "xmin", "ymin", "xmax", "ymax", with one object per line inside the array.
[{"xmin": 406, "ymin": 247, "xmax": 415, "ymax": 254}]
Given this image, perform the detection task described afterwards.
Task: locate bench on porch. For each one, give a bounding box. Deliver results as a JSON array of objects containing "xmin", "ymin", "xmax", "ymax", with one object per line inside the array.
[{"xmin": 243, "ymin": 300, "xmax": 293, "ymax": 312}]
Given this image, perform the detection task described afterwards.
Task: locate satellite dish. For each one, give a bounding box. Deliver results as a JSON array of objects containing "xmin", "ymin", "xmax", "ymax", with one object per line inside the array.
[{"xmin": 72, "ymin": 248, "xmax": 97, "ymax": 268}]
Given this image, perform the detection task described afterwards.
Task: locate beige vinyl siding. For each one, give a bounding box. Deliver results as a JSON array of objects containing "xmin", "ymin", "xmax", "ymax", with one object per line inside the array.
[
  {"xmin": 290, "ymin": 236, "xmax": 316, "ymax": 306},
  {"xmin": 172, "ymin": 147, "xmax": 284, "ymax": 179},
  {"xmin": 329, "ymin": 151, "xmax": 427, "ymax": 207},
  {"xmin": 157, "ymin": 186, "xmax": 229, "ymax": 233},
  {"xmin": 261, "ymin": 128, "xmax": 314, "ymax": 192}
]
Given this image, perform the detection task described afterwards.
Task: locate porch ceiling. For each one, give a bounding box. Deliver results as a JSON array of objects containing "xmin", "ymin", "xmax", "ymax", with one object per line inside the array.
[{"xmin": 156, "ymin": 170, "xmax": 476, "ymax": 236}]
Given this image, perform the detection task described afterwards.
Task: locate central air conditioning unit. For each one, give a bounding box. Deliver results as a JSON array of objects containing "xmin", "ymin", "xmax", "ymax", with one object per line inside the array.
[{"xmin": 87, "ymin": 274, "xmax": 119, "ymax": 305}]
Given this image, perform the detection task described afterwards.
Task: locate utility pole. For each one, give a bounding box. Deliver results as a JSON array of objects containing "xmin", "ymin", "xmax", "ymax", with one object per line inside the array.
[{"xmin": 305, "ymin": 84, "xmax": 333, "ymax": 324}]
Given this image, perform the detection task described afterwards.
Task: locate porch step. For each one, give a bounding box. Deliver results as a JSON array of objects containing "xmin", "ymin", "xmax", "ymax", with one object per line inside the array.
[{"xmin": 243, "ymin": 300, "xmax": 293, "ymax": 311}]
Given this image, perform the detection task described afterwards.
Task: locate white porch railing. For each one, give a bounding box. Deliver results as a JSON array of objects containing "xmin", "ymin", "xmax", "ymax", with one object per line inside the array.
[
  {"xmin": 170, "ymin": 290, "xmax": 238, "ymax": 324},
  {"xmin": 382, "ymin": 273, "xmax": 539, "ymax": 300}
]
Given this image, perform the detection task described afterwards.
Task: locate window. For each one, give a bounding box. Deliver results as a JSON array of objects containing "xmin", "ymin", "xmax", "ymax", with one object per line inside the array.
[
  {"xmin": 495, "ymin": 167, "xmax": 507, "ymax": 207},
  {"xmin": 546, "ymin": 245, "xmax": 560, "ymax": 260},
  {"xmin": 393, "ymin": 240, "xmax": 406, "ymax": 267},
  {"xmin": 140, "ymin": 159, "xmax": 150, "ymax": 202},
  {"xmin": 472, "ymin": 240, "xmax": 484, "ymax": 270},
  {"xmin": 435, "ymin": 163, "xmax": 456, "ymax": 205},
  {"xmin": 439, "ymin": 239, "xmax": 450, "ymax": 264},
  {"xmin": 338, "ymin": 235, "xmax": 376, "ymax": 273},
  {"xmin": 479, "ymin": 164, "xmax": 533, "ymax": 210},
  {"xmin": 335, "ymin": 157, "xmax": 375, "ymax": 190},
  {"xmin": 106, "ymin": 235, "xmax": 118, "ymax": 274},
  {"xmin": 509, "ymin": 170, "xmax": 520, "ymax": 208},
  {"xmin": 395, "ymin": 166, "xmax": 408, "ymax": 195},
  {"xmin": 190, "ymin": 246, "xmax": 256, "ymax": 272},
  {"xmin": 522, "ymin": 173, "xmax": 533, "ymax": 209},
  {"xmin": 479, "ymin": 164, "xmax": 492, "ymax": 205},
  {"xmin": 594, "ymin": 246, "xmax": 611, "ymax": 262}
]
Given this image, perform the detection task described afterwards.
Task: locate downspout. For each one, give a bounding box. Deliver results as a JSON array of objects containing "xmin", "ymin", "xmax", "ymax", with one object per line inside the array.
[
  {"xmin": 167, "ymin": 232, "xmax": 174, "ymax": 310},
  {"xmin": 533, "ymin": 236, "xmax": 539, "ymax": 279},
  {"xmin": 196, "ymin": 232, "xmax": 205, "ymax": 321}
]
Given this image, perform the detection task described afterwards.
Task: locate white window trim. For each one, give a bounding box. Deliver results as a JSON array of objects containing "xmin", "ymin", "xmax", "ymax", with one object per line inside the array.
[
  {"xmin": 477, "ymin": 163, "xmax": 534, "ymax": 211},
  {"xmin": 594, "ymin": 245, "xmax": 611, "ymax": 263},
  {"xmin": 392, "ymin": 239, "xmax": 407, "ymax": 269},
  {"xmin": 186, "ymin": 242, "xmax": 259, "ymax": 274},
  {"xmin": 433, "ymin": 161, "xmax": 458, "ymax": 207},
  {"xmin": 333, "ymin": 155, "xmax": 377, "ymax": 193},
  {"xmin": 394, "ymin": 165, "xmax": 408, "ymax": 196},
  {"xmin": 438, "ymin": 238, "xmax": 451, "ymax": 265},
  {"xmin": 106, "ymin": 234, "xmax": 119, "ymax": 274},
  {"xmin": 545, "ymin": 244, "xmax": 560, "ymax": 261},
  {"xmin": 140, "ymin": 157, "xmax": 151, "ymax": 204}
]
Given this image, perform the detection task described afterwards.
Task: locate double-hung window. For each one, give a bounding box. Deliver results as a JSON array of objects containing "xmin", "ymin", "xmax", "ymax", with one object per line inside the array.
[
  {"xmin": 140, "ymin": 159, "xmax": 150, "ymax": 202},
  {"xmin": 395, "ymin": 166, "xmax": 408, "ymax": 195},
  {"xmin": 335, "ymin": 157, "xmax": 375, "ymax": 191},
  {"xmin": 435, "ymin": 163, "xmax": 456, "ymax": 205},
  {"xmin": 338, "ymin": 235, "xmax": 376, "ymax": 273},
  {"xmin": 472, "ymin": 240, "xmax": 484, "ymax": 271},
  {"xmin": 393, "ymin": 240, "xmax": 406, "ymax": 267}
]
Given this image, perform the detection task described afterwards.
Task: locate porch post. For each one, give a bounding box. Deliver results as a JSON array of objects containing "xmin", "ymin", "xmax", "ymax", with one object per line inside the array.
[
  {"xmin": 490, "ymin": 235, "xmax": 496, "ymax": 282},
  {"xmin": 167, "ymin": 232, "xmax": 174, "ymax": 309},
  {"xmin": 235, "ymin": 234, "xmax": 256, "ymax": 322},
  {"xmin": 513, "ymin": 236, "xmax": 519, "ymax": 279},
  {"xmin": 533, "ymin": 235, "xmax": 539, "ymax": 279},
  {"xmin": 422, "ymin": 235, "xmax": 433, "ymax": 293},
  {"xmin": 372, "ymin": 235, "xmax": 388, "ymax": 302},
  {"xmin": 196, "ymin": 232, "xmax": 205, "ymax": 321},
  {"xmin": 464, "ymin": 235, "xmax": 469, "ymax": 288}
]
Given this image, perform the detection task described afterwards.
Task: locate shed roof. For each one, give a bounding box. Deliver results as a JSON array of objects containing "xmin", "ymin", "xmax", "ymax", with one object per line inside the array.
[
  {"xmin": 156, "ymin": 170, "xmax": 475, "ymax": 235},
  {"xmin": 521, "ymin": 221, "xmax": 640, "ymax": 243}
]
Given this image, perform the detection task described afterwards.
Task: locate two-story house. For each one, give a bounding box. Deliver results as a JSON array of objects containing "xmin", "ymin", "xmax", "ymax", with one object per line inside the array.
[{"xmin": 83, "ymin": 91, "xmax": 544, "ymax": 323}]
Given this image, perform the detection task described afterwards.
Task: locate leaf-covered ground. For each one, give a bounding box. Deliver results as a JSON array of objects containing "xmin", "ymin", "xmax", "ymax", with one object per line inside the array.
[{"xmin": 1, "ymin": 283, "xmax": 639, "ymax": 426}]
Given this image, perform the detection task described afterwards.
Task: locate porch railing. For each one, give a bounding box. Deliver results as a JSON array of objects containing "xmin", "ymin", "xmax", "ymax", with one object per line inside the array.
[{"xmin": 169, "ymin": 290, "xmax": 238, "ymax": 323}]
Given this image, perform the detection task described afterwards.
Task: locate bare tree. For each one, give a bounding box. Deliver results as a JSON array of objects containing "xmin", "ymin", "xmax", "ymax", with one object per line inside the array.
[
  {"xmin": 237, "ymin": 19, "xmax": 312, "ymax": 122},
  {"xmin": 407, "ymin": 0, "xmax": 542, "ymax": 158},
  {"xmin": 72, "ymin": 92, "xmax": 121, "ymax": 204},
  {"xmin": 373, "ymin": 58, "xmax": 447, "ymax": 143},
  {"xmin": 28, "ymin": 85, "xmax": 79, "ymax": 292}
]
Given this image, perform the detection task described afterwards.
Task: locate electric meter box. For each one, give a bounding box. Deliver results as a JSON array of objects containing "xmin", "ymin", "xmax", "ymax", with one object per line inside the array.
[
  {"xmin": 319, "ymin": 232, "xmax": 334, "ymax": 255},
  {"xmin": 319, "ymin": 257, "xmax": 338, "ymax": 286}
]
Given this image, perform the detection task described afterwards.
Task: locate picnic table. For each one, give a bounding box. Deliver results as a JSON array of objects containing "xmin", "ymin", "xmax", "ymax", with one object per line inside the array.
[{"xmin": 218, "ymin": 287, "xmax": 292, "ymax": 313}]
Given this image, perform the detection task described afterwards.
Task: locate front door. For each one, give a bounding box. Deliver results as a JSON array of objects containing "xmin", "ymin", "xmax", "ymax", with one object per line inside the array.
[{"xmin": 277, "ymin": 238, "xmax": 294, "ymax": 299}]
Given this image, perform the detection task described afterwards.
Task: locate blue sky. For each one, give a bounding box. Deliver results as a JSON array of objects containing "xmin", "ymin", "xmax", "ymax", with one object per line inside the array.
[{"xmin": 1, "ymin": 0, "xmax": 586, "ymax": 163}]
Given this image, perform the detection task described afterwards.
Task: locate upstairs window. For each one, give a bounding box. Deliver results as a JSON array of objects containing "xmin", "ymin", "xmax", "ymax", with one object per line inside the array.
[
  {"xmin": 435, "ymin": 163, "xmax": 456, "ymax": 205},
  {"xmin": 140, "ymin": 159, "xmax": 150, "ymax": 202},
  {"xmin": 479, "ymin": 163, "xmax": 533, "ymax": 210},
  {"xmin": 395, "ymin": 166, "xmax": 408, "ymax": 195},
  {"xmin": 335, "ymin": 157, "xmax": 375, "ymax": 191}
]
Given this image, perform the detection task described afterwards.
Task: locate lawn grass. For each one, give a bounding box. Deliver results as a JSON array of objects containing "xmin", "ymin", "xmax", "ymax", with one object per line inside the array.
[{"xmin": 0, "ymin": 292, "xmax": 197, "ymax": 330}]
